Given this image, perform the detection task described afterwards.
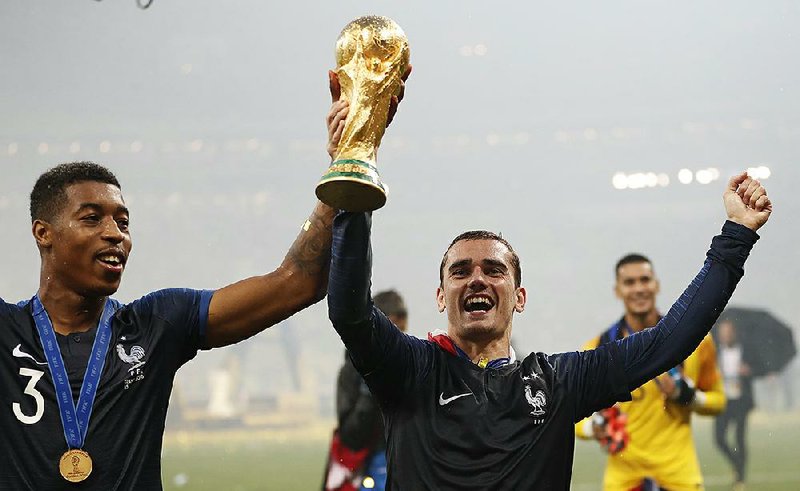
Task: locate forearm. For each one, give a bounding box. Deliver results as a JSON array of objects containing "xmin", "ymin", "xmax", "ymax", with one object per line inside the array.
[
  {"xmin": 328, "ymin": 211, "xmax": 374, "ymax": 327},
  {"xmin": 204, "ymin": 202, "xmax": 334, "ymax": 348},
  {"xmin": 620, "ymin": 221, "xmax": 759, "ymax": 390},
  {"xmin": 281, "ymin": 201, "xmax": 336, "ymax": 300},
  {"xmin": 327, "ymin": 211, "xmax": 423, "ymax": 392}
]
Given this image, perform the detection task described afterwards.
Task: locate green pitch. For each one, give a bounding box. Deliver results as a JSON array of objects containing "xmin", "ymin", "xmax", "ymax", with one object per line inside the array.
[{"xmin": 161, "ymin": 413, "xmax": 800, "ymax": 490}]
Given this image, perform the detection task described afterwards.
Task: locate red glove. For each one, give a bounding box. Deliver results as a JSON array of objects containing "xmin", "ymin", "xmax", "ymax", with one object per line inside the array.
[{"xmin": 594, "ymin": 406, "xmax": 630, "ymax": 455}]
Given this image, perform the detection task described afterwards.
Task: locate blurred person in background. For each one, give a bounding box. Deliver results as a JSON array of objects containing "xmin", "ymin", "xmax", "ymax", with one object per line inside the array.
[
  {"xmin": 324, "ymin": 290, "xmax": 408, "ymax": 491},
  {"xmin": 575, "ymin": 254, "xmax": 725, "ymax": 491},
  {"xmin": 714, "ymin": 319, "xmax": 756, "ymax": 490}
]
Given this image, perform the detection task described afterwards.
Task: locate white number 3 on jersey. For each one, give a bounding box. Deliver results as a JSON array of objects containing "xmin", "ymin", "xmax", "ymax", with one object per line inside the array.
[{"xmin": 13, "ymin": 368, "xmax": 45, "ymax": 424}]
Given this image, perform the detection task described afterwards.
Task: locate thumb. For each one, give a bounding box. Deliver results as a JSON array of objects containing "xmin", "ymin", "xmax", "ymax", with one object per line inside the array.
[
  {"xmin": 727, "ymin": 171, "xmax": 748, "ymax": 194},
  {"xmin": 328, "ymin": 70, "xmax": 341, "ymax": 102}
]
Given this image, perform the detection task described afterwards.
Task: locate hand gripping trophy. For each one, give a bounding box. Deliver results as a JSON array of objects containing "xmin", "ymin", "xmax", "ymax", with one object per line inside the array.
[{"xmin": 316, "ymin": 15, "xmax": 410, "ymax": 212}]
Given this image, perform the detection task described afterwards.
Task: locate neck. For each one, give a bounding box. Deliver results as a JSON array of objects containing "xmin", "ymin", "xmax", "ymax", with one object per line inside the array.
[
  {"xmin": 623, "ymin": 310, "xmax": 660, "ymax": 333},
  {"xmin": 448, "ymin": 330, "xmax": 511, "ymax": 365},
  {"xmin": 38, "ymin": 279, "xmax": 106, "ymax": 335}
]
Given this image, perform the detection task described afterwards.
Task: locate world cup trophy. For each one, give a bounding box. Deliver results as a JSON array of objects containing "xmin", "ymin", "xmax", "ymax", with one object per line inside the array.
[{"xmin": 316, "ymin": 15, "xmax": 410, "ymax": 212}]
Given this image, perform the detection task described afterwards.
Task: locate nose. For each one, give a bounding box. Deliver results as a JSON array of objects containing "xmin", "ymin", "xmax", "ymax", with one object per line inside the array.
[
  {"xmin": 101, "ymin": 218, "xmax": 125, "ymax": 243},
  {"xmin": 467, "ymin": 266, "xmax": 488, "ymax": 289}
]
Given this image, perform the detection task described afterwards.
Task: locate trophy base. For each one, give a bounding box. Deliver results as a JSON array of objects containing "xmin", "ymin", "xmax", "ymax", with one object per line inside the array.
[{"xmin": 316, "ymin": 159, "xmax": 387, "ymax": 212}]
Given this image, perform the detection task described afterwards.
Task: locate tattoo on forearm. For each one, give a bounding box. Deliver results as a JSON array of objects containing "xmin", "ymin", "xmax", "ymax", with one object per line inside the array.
[{"xmin": 286, "ymin": 207, "xmax": 333, "ymax": 276}]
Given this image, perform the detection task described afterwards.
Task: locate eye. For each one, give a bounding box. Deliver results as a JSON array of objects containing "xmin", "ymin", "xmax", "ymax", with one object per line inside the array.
[
  {"xmin": 451, "ymin": 268, "xmax": 467, "ymax": 278},
  {"xmin": 116, "ymin": 218, "xmax": 130, "ymax": 232},
  {"xmin": 82, "ymin": 214, "xmax": 101, "ymax": 223}
]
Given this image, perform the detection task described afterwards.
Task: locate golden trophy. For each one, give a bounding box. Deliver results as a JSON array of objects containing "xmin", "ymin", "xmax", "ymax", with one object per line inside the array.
[{"xmin": 316, "ymin": 15, "xmax": 410, "ymax": 212}]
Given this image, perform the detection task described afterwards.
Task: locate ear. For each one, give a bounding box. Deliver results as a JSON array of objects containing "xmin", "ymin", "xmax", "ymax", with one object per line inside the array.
[
  {"xmin": 32, "ymin": 219, "xmax": 53, "ymax": 249},
  {"xmin": 514, "ymin": 286, "xmax": 527, "ymax": 313},
  {"xmin": 614, "ymin": 280, "xmax": 623, "ymax": 300},
  {"xmin": 436, "ymin": 287, "xmax": 446, "ymax": 313},
  {"xmin": 654, "ymin": 278, "xmax": 661, "ymax": 295}
]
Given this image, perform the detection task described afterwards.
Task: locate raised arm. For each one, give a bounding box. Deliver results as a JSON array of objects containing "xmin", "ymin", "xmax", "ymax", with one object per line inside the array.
[
  {"xmin": 328, "ymin": 211, "xmax": 429, "ymax": 404},
  {"xmin": 204, "ymin": 202, "xmax": 335, "ymax": 348},
  {"xmin": 618, "ymin": 173, "xmax": 772, "ymax": 390},
  {"xmin": 204, "ymin": 68, "xmax": 411, "ymax": 349}
]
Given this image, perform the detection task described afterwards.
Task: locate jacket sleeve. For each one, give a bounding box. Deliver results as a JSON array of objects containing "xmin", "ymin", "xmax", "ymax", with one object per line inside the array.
[
  {"xmin": 327, "ymin": 211, "xmax": 432, "ymax": 405},
  {"xmin": 615, "ymin": 221, "xmax": 759, "ymax": 392},
  {"xmin": 575, "ymin": 336, "xmax": 603, "ymax": 439}
]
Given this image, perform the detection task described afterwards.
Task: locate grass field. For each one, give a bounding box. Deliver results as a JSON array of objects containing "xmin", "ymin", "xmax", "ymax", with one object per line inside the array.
[{"xmin": 161, "ymin": 412, "xmax": 800, "ymax": 490}]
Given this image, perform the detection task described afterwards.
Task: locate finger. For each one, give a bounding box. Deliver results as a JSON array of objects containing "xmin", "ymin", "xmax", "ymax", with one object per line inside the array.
[
  {"xmin": 763, "ymin": 196, "xmax": 773, "ymax": 213},
  {"xmin": 401, "ymin": 64, "xmax": 413, "ymax": 82},
  {"xmin": 736, "ymin": 176, "xmax": 752, "ymax": 195},
  {"xmin": 754, "ymin": 194, "xmax": 771, "ymax": 212},
  {"xmin": 727, "ymin": 172, "xmax": 748, "ymax": 192},
  {"xmin": 396, "ymin": 65, "xmax": 411, "ymax": 103},
  {"xmin": 742, "ymin": 179, "xmax": 761, "ymax": 205},
  {"xmin": 332, "ymin": 120, "xmax": 345, "ymax": 144},
  {"xmin": 748, "ymin": 186, "xmax": 766, "ymax": 208},
  {"xmin": 327, "ymin": 103, "xmax": 349, "ymax": 135},
  {"xmin": 396, "ymin": 80, "xmax": 406, "ymax": 104},
  {"xmin": 753, "ymin": 194, "xmax": 767, "ymax": 212},
  {"xmin": 325, "ymin": 100, "xmax": 344, "ymax": 126},
  {"xmin": 326, "ymin": 100, "xmax": 347, "ymax": 121},
  {"xmin": 331, "ymin": 103, "xmax": 349, "ymax": 128},
  {"xmin": 328, "ymin": 70, "xmax": 341, "ymax": 102},
  {"xmin": 386, "ymin": 95, "xmax": 399, "ymax": 127}
]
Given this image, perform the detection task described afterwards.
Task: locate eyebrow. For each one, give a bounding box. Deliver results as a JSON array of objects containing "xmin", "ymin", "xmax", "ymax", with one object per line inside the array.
[
  {"xmin": 482, "ymin": 259, "xmax": 508, "ymax": 270},
  {"xmin": 448, "ymin": 259, "xmax": 472, "ymax": 272},
  {"xmin": 449, "ymin": 258, "xmax": 508, "ymax": 272},
  {"xmin": 76, "ymin": 203, "xmax": 130, "ymax": 215},
  {"xmin": 623, "ymin": 274, "xmax": 653, "ymax": 281}
]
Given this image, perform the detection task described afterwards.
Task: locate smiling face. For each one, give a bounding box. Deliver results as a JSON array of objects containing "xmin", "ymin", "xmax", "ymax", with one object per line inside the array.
[
  {"xmin": 34, "ymin": 181, "xmax": 132, "ymax": 298},
  {"xmin": 436, "ymin": 239, "xmax": 526, "ymax": 342},
  {"xmin": 615, "ymin": 261, "xmax": 659, "ymax": 318}
]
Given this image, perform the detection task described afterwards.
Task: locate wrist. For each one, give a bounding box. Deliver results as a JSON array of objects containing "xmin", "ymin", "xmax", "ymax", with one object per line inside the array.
[
  {"xmin": 580, "ymin": 418, "xmax": 596, "ymax": 439},
  {"xmin": 673, "ymin": 377, "xmax": 697, "ymax": 405},
  {"xmin": 691, "ymin": 390, "xmax": 706, "ymax": 408}
]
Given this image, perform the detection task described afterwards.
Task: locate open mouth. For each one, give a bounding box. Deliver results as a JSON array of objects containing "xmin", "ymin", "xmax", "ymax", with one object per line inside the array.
[
  {"xmin": 96, "ymin": 252, "xmax": 126, "ymax": 272},
  {"xmin": 464, "ymin": 295, "xmax": 495, "ymax": 314}
]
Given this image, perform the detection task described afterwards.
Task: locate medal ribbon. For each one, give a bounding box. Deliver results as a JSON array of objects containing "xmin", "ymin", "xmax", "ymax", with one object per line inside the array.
[{"xmin": 31, "ymin": 295, "xmax": 115, "ymax": 449}]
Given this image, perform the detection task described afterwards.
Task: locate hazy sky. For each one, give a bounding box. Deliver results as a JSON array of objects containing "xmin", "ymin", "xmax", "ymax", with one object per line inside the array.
[{"xmin": 1, "ymin": 0, "xmax": 797, "ymax": 398}]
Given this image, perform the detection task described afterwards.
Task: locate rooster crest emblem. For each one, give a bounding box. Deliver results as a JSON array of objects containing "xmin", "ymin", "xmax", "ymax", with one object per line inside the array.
[
  {"xmin": 116, "ymin": 344, "xmax": 146, "ymax": 371},
  {"xmin": 524, "ymin": 386, "xmax": 547, "ymax": 417}
]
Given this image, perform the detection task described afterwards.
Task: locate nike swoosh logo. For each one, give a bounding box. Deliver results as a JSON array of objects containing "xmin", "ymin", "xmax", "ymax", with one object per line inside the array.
[
  {"xmin": 439, "ymin": 392, "xmax": 472, "ymax": 406},
  {"xmin": 12, "ymin": 344, "xmax": 48, "ymax": 365}
]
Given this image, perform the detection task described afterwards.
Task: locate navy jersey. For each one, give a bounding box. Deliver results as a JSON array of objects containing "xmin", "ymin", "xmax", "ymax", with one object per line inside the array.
[
  {"xmin": 328, "ymin": 212, "xmax": 758, "ymax": 490},
  {"xmin": 0, "ymin": 288, "xmax": 212, "ymax": 490}
]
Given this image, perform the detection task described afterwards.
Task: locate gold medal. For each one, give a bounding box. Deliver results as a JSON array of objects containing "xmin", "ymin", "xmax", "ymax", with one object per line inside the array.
[{"xmin": 59, "ymin": 449, "xmax": 93, "ymax": 483}]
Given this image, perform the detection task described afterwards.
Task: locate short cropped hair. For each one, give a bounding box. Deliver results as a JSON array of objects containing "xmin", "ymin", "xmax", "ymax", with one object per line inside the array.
[
  {"xmin": 30, "ymin": 162, "xmax": 121, "ymax": 223},
  {"xmin": 439, "ymin": 230, "xmax": 522, "ymax": 287},
  {"xmin": 615, "ymin": 253, "xmax": 652, "ymax": 278},
  {"xmin": 373, "ymin": 289, "xmax": 407, "ymax": 319}
]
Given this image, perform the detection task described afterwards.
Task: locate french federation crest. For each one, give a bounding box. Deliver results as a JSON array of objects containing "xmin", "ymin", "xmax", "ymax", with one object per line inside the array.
[
  {"xmin": 524, "ymin": 385, "xmax": 547, "ymax": 417},
  {"xmin": 116, "ymin": 344, "xmax": 146, "ymax": 371}
]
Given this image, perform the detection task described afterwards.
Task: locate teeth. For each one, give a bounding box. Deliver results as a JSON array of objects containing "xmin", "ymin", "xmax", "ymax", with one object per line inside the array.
[
  {"xmin": 99, "ymin": 256, "xmax": 121, "ymax": 264},
  {"xmin": 466, "ymin": 297, "xmax": 492, "ymax": 306}
]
